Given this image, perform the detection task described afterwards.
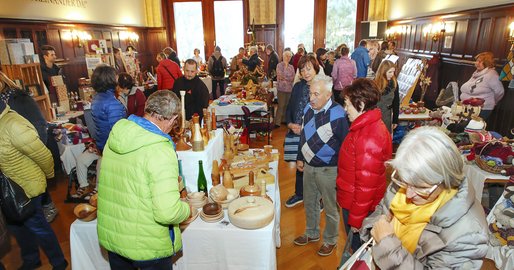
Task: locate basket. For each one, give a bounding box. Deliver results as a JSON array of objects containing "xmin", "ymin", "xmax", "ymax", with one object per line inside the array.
[{"xmin": 474, "ymin": 141, "xmax": 513, "ymax": 174}]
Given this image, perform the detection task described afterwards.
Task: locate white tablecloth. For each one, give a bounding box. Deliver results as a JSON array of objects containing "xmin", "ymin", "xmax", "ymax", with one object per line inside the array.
[
  {"xmin": 199, "ymin": 76, "xmax": 213, "ymax": 94},
  {"xmin": 209, "ymin": 101, "xmax": 267, "ymax": 116},
  {"xmin": 70, "ymin": 157, "xmax": 280, "ymax": 270},
  {"xmin": 57, "ymin": 142, "xmax": 85, "ymax": 174},
  {"xmin": 177, "ymin": 129, "xmax": 224, "ymax": 193},
  {"xmin": 463, "ymin": 163, "xmax": 509, "ymax": 202}
]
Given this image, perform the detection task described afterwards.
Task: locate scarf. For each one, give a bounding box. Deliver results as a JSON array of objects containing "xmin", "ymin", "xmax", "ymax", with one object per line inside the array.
[{"xmin": 390, "ymin": 188, "xmax": 458, "ymax": 253}]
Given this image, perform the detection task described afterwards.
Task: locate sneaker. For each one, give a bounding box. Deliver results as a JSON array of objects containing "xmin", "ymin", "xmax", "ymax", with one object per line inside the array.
[
  {"xmin": 293, "ymin": 234, "xmax": 320, "ymax": 246},
  {"xmin": 44, "ymin": 207, "xmax": 59, "ymax": 223},
  {"xmin": 285, "ymin": 195, "xmax": 303, "ymax": 208},
  {"xmin": 317, "ymin": 243, "xmax": 337, "ymax": 256},
  {"xmin": 84, "ymin": 189, "xmax": 98, "ymax": 201},
  {"xmin": 72, "ymin": 186, "xmax": 90, "ymax": 199}
]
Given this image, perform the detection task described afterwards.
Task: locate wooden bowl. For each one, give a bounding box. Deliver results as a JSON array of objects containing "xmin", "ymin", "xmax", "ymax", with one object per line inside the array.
[
  {"xmin": 202, "ymin": 202, "xmax": 221, "ymax": 216},
  {"xmin": 89, "ymin": 193, "xmax": 98, "ymax": 207},
  {"xmin": 228, "ymin": 196, "xmax": 274, "ymax": 229},
  {"xmin": 211, "ymin": 188, "xmax": 239, "ymax": 209},
  {"xmin": 73, "ymin": 203, "xmax": 97, "ymax": 222}
]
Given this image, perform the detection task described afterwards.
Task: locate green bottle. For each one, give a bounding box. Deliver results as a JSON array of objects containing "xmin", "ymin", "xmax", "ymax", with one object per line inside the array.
[
  {"xmin": 197, "ymin": 160, "xmax": 208, "ymax": 195},
  {"xmin": 178, "ymin": 160, "xmax": 187, "ymax": 198}
]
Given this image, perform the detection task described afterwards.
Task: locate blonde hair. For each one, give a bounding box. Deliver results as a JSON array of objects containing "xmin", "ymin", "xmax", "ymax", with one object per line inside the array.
[
  {"xmin": 475, "ymin": 52, "xmax": 495, "ymax": 68},
  {"xmin": 388, "ymin": 126, "xmax": 464, "ymax": 189},
  {"xmin": 374, "ymin": 60, "xmax": 397, "ymax": 93},
  {"xmin": 0, "ymin": 71, "xmax": 22, "ymax": 92}
]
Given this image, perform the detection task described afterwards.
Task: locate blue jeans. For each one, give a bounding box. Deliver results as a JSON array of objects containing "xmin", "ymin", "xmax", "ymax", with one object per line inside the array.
[
  {"xmin": 7, "ymin": 195, "xmax": 67, "ymax": 269},
  {"xmin": 211, "ymin": 79, "xmax": 225, "ymax": 99},
  {"xmin": 108, "ymin": 251, "xmax": 173, "ymax": 270}
]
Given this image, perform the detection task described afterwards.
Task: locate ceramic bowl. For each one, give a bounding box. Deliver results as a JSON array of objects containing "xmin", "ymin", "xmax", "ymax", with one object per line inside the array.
[
  {"xmin": 73, "ymin": 203, "xmax": 97, "ymax": 222},
  {"xmin": 202, "ymin": 202, "xmax": 222, "ymax": 216}
]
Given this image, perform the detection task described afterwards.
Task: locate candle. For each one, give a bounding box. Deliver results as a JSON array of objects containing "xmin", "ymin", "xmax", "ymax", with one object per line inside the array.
[{"xmin": 180, "ymin": 91, "xmax": 186, "ymax": 129}]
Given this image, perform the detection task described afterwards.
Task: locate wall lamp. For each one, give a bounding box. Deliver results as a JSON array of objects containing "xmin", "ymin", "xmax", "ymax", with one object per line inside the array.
[
  {"xmin": 424, "ymin": 22, "xmax": 446, "ymax": 42},
  {"xmin": 385, "ymin": 25, "xmax": 404, "ymax": 41},
  {"xmin": 120, "ymin": 31, "xmax": 140, "ymax": 46},
  {"xmin": 62, "ymin": 30, "xmax": 92, "ymax": 48},
  {"xmin": 247, "ymin": 18, "xmax": 256, "ymax": 45}
]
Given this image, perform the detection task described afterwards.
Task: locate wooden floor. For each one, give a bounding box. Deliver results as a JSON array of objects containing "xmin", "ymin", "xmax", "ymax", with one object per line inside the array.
[{"xmin": 1, "ymin": 125, "xmax": 497, "ymax": 269}]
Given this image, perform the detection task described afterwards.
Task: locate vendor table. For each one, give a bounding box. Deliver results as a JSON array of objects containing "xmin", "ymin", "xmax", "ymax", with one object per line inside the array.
[
  {"xmin": 69, "ymin": 156, "xmax": 281, "ymax": 270},
  {"xmin": 463, "ymin": 163, "xmax": 509, "ymax": 202},
  {"xmin": 208, "ymin": 95, "xmax": 267, "ymax": 116},
  {"xmin": 177, "ymin": 129, "xmax": 224, "ymax": 193},
  {"xmin": 50, "ymin": 110, "xmax": 84, "ymax": 125},
  {"xmin": 398, "ymin": 110, "xmax": 431, "ymax": 121}
]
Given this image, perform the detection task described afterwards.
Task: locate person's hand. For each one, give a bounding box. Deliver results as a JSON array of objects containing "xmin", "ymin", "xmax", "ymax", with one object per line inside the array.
[
  {"xmin": 350, "ymin": 226, "xmax": 359, "ymax": 233},
  {"xmin": 370, "ymin": 215, "xmax": 394, "ymax": 243},
  {"xmin": 296, "ymin": 160, "xmax": 304, "ymax": 172},
  {"xmin": 392, "ymin": 123, "xmax": 398, "ymax": 130},
  {"xmin": 288, "ymin": 123, "xmax": 302, "ymax": 135}
]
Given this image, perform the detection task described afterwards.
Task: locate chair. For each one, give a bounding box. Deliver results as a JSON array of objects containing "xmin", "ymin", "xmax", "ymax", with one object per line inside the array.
[
  {"xmin": 65, "ymin": 160, "xmax": 97, "ymax": 203},
  {"xmin": 241, "ymin": 94, "xmax": 274, "ymax": 145}
]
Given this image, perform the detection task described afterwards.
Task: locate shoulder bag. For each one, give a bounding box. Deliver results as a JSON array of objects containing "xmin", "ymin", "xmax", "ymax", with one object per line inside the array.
[{"xmin": 0, "ymin": 171, "xmax": 35, "ymax": 222}]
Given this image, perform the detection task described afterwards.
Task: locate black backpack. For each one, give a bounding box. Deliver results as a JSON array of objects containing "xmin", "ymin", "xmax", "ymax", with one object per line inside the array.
[{"xmin": 211, "ymin": 56, "xmax": 225, "ymax": 77}]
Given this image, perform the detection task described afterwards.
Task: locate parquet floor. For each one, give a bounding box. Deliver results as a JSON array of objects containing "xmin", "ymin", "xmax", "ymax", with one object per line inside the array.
[{"xmin": 0, "ymin": 125, "xmax": 497, "ymax": 269}]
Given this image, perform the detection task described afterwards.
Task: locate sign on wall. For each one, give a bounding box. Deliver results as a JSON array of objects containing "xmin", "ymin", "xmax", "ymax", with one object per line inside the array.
[{"xmin": 0, "ymin": 0, "xmax": 146, "ymax": 26}]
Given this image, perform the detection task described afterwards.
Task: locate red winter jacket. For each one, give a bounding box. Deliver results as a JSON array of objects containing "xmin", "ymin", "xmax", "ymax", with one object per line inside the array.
[
  {"xmin": 157, "ymin": 59, "xmax": 182, "ymax": 90},
  {"xmin": 336, "ymin": 108, "xmax": 392, "ymax": 228}
]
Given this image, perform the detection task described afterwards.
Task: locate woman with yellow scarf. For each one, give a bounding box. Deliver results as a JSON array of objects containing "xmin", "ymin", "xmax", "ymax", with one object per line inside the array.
[{"xmin": 360, "ymin": 127, "xmax": 489, "ymax": 269}]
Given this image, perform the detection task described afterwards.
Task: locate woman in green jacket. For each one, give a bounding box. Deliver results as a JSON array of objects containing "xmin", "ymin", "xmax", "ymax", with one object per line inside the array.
[{"xmin": 97, "ymin": 91, "xmax": 190, "ymax": 269}]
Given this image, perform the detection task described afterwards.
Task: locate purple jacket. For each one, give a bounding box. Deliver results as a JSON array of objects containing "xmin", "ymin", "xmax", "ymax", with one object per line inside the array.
[
  {"xmin": 332, "ymin": 56, "xmax": 357, "ymax": 90},
  {"xmin": 460, "ymin": 68, "xmax": 504, "ymax": 110},
  {"xmin": 276, "ymin": 62, "xmax": 295, "ymax": 93}
]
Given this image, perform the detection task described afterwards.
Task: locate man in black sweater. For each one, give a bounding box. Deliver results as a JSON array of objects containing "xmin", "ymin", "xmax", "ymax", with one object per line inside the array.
[
  {"xmin": 265, "ymin": 44, "xmax": 279, "ymax": 80},
  {"xmin": 172, "ymin": 59, "xmax": 210, "ymax": 121},
  {"xmin": 40, "ymin": 45, "xmax": 61, "ymax": 104}
]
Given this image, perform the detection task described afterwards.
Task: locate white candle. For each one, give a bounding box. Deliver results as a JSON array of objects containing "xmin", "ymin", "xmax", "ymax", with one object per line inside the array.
[{"xmin": 180, "ymin": 91, "xmax": 186, "ymax": 129}]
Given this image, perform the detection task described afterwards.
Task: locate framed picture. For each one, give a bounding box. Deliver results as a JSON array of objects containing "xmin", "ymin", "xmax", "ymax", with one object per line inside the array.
[{"xmin": 25, "ymin": 84, "xmax": 41, "ymax": 96}]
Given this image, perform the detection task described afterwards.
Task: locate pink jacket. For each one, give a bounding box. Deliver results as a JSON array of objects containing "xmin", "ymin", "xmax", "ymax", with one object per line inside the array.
[
  {"xmin": 460, "ymin": 68, "xmax": 504, "ymax": 110},
  {"xmin": 332, "ymin": 56, "xmax": 357, "ymax": 91}
]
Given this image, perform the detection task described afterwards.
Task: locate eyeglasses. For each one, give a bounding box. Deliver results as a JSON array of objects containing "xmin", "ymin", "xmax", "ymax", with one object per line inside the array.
[{"xmin": 390, "ymin": 170, "xmax": 441, "ymax": 197}]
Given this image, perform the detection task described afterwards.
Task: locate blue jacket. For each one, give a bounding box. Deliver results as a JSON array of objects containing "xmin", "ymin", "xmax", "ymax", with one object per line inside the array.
[
  {"xmin": 351, "ymin": 46, "xmax": 370, "ymax": 78},
  {"xmin": 91, "ymin": 89, "xmax": 126, "ymax": 151}
]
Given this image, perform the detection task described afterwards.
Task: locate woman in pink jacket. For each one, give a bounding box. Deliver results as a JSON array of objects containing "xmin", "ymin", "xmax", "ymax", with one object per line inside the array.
[
  {"xmin": 337, "ymin": 78, "xmax": 392, "ymax": 252},
  {"xmin": 331, "ymin": 45, "xmax": 357, "ymax": 106}
]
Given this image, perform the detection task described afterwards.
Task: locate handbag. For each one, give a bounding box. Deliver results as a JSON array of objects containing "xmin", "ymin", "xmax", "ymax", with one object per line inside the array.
[
  {"xmin": 0, "ymin": 171, "xmax": 35, "ymax": 222},
  {"xmin": 339, "ymin": 236, "xmax": 375, "ymax": 270}
]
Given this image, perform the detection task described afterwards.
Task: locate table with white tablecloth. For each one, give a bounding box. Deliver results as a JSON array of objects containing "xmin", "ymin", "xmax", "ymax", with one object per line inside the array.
[
  {"xmin": 463, "ymin": 163, "xmax": 509, "ymax": 202},
  {"xmin": 208, "ymin": 97, "xmax": 267, "ymax": 116},
  {"xmin": 69, "ymin": 157, "xmax": 281, "ymax": 270}
]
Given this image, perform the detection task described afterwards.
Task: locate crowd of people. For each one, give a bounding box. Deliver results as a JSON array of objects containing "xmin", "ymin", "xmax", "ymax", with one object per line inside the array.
[{"xmin": 0, "ymin": 38, "xmax": 505, "ymax": 269}]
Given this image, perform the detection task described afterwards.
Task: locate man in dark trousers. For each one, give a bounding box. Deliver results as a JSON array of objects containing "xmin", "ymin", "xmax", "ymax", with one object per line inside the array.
[
  {"xmin": 40, "ymin": 45, "xmax": 61, "ymax": 104},
  {"xmin": 172, "ymin": 59, "xmax": 210, "ymax": 121}
]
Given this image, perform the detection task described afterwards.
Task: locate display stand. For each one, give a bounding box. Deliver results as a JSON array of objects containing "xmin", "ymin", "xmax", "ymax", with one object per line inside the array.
[
  {"xmin": 1, "ymin": 63, "xmax": 52, "ymax": 121},
  {"xmin": 397, "ymin": 58, "xmax": 424, "ymax": 106}
]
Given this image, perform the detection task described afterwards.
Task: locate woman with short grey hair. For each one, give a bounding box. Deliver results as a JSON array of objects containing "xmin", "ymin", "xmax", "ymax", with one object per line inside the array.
[
  {"xmin": 274, "ymin": 50, "xmax": 295, "ymax": 127},
  {"xmin": 361, "ymin": 126, "xmax": 488, "ymax": 269}
]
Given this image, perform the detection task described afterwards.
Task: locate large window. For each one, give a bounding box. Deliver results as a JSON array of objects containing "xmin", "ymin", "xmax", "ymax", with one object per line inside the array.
[
  {"xmin": 326, "ymin": 0, "xmax": 357, "ymax": 51},
  {"xmin": 214, "ymin": 1, "xmax": 244, "ymax": 59},
  {"xmin": 284, "ymin": 0, "xmax": 314, "ymax": 53},
  {"xmin": 173, "ymin": 2, "xmax": 205, "ymax": 62}
]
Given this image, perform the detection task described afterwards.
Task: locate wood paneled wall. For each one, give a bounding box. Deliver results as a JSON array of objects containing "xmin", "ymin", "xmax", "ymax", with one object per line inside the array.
[
  {"xmin": 0, "ymin": 19, "xmax": 168, "ymax": 92},
  {"xmin": 389, "ymin": 3, "xmax": 514, "ymax": 135}
]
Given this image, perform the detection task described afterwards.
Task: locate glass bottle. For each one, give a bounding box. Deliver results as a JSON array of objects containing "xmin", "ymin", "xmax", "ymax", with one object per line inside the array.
[
  {"xmin": 178, "ymin": 160, "xmax": 187, "ymax": 198},
  {"xmin": 197, "ymin": 160, "xmax": 208, "ymax": 195}
]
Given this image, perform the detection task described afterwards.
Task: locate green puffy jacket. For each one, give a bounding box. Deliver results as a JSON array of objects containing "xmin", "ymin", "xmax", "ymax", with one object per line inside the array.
[
  {"xmin": 97, "ymin": 116, "xmax": 190, "ymax": 261},
  {"xmin": 0, "ymin": 106, "xmax": 53, "ymax": 198}
]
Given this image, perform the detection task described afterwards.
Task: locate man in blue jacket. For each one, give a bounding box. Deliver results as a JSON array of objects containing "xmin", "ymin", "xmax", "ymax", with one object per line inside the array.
[{"xmin": 351, "ymin": 40, "xmax": 371, "ymax": 78}]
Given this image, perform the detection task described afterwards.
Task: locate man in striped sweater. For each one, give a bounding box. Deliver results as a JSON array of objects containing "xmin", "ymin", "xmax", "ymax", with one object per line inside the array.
[{"xmin": 293, "ymin": 76, "xmax": 349, "ymax": 256}]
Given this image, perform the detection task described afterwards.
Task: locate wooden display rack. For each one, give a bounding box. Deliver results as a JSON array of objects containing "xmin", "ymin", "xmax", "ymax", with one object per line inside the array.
[{"xmin": 1, "ymin": 63, "xmax": 52, "ymax": 121}]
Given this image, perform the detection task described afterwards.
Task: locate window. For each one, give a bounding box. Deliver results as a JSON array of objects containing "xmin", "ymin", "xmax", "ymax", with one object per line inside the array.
[
  {"xmin": 173, "ymin": 2, "xmax": 205, "ymax": 62},
  {"xmin": 214, "ymin": 1, "xmax": 244, "ymax": 59},
  {"xmin": 284, "ymin": 0, "xmax": 314, "ymax": 53},
  {"xmin": 326, "ymin": 0, "xmax": 357, "ymax": 51}
]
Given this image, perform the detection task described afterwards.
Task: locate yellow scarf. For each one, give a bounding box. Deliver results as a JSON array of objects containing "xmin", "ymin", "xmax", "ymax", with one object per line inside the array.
[{"xmin": 390, "ymin": 188, "xmax": 458, "ymax": 253}]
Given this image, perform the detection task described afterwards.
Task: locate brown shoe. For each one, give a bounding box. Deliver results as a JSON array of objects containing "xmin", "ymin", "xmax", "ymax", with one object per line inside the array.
[
  {"xmin": 317, "ymin": 243, "xmax": 337, "ymax": 256},
  {"xmin": 293, "ymin": 234, "xmax": 320, "ymax": 246}
]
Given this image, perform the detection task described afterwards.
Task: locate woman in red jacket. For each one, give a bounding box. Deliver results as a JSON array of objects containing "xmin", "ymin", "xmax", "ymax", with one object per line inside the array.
[
  {"xmin": 156, "ymin": 52, "xmax": 182, "ymax": 90},
  {"xmin": 337, "ymin": 78, "xmax": 392, "ymax": 252}
]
